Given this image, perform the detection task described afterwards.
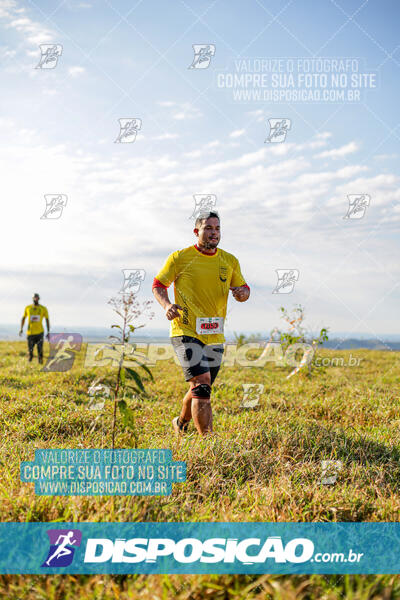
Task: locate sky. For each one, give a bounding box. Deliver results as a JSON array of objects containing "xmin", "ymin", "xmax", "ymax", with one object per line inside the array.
[{"xmin": 0, "ymin": 0, "xmax": 399, "ymax": 341}]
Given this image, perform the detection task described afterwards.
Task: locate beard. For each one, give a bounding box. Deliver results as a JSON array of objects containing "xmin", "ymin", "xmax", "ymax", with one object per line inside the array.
[{"xmin": 204, "ymin": 238, "xmax": 219, "ymax": 249}]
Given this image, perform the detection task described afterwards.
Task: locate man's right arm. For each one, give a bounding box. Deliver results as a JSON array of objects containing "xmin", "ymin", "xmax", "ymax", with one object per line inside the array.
[
  {"xmin": 152, "ymin": 283, "xmax": 183, "ymax": 321},
  {"xmin": 19, "ymin": 310, "xmax": 26, "ymax": 336},
  {"xmin": 152, "ymin": 252, "xmax": 182, "ymax": 321}
]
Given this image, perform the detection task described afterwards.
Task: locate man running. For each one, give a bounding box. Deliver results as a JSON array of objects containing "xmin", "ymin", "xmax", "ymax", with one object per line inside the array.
[
  {"xmin": 152, "ymin": 211, "xmax": 250, "ymax": 436},
  {"xmin": 19, "ymin": 293, "xmax": 50, "ymax": 364}
]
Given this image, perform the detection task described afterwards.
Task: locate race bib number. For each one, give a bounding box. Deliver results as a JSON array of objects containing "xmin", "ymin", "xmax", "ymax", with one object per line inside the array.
[
  {"xmin": 196, "ymin": 317, "xmax": 224, "ymax": 335},
  {"xmin": 30, "ymin": 315, "xmax": 40, "ymax": 322}
]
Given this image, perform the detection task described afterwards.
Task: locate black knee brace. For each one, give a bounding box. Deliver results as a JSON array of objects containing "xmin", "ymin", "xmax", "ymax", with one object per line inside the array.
[{"xmin": 191, "ymin": 383, "xmax": 211, "ymax": 398}]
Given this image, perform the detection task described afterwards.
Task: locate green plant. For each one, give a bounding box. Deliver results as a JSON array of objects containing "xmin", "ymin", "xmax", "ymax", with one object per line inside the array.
[
  {"xmin": 96, "ymin": 292, "xmax": 155, "ymax": 449},
  {"xmin": 275, "ymin": 304, "xmax": 329, "ymax": 375},
  {"xmin": 233, "ymin": 332, "xmax": 264, "ymax": 347}
]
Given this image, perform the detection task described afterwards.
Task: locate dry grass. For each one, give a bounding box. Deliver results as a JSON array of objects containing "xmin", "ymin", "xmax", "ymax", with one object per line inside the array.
[{"xmin": 0, "ymin": 341, "xmax": 399, "ymax": 598}]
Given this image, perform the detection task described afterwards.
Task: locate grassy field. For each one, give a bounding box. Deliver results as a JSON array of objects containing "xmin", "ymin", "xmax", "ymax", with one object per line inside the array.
[{"xmin": 0, "ymin": 340, "xmax": 400, "ymax": 598}]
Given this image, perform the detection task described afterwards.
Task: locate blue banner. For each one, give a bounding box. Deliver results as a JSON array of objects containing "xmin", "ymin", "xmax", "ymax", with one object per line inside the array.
[{"xmin": 0, "ymin": 522, "xmax": 399, "ymax": 574}]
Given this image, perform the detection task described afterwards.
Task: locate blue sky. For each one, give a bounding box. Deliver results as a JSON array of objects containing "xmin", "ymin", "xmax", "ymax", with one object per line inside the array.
[{"xmin": 1, "ymin": 0, "xmax": 399, "ymax": 340}]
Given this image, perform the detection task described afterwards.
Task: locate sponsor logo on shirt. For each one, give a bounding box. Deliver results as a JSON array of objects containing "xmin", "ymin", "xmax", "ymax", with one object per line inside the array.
[{"xmin": 219, "ymin": 265, "xmax": 228, "ymax": 282}]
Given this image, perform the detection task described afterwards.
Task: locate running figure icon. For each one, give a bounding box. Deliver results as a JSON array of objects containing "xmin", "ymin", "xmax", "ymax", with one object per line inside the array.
[
  {"xmin": 43, "ymin": 334, "xmax": 82, "ymax": 372},
  {"xmin": 45, "ymin": 531, "xmax": 77, "ymax": 566}
]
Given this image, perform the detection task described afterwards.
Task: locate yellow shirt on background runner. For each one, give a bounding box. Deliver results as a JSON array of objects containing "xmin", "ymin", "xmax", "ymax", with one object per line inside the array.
[
  {"xmin": 23, "ymin": 304, "xmax": 49, "ymax": 335},
  {"xmin": 155, "ymin": 245, "xmax": 247, "ymax": 344}
]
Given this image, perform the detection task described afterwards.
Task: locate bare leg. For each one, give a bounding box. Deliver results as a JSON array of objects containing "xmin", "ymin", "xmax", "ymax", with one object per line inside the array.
[
  {"xmin": 190, "ymin": 372, "xmax": 212, "ymax": 436},
  {"xmin": 179, "ymin": 388, "xmax": 192, "ymax": 423}
]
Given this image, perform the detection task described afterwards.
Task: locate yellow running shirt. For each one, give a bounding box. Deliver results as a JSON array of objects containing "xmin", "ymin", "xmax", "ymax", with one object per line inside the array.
[
  {"xmin": 155, "ymin": 245, "xmax": 247, "ymax": 344},
  {"xmin": 23, "ymin": 304, "xmax": 49, "ymax": 335}
]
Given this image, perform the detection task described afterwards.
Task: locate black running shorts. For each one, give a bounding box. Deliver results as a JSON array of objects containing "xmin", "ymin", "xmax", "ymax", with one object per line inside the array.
[{"xmin": 171, "ymin": 335, "xmax": 224, "ymax": 383}]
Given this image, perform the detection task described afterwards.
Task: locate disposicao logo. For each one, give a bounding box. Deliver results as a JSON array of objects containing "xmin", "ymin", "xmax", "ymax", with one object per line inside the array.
[
  {"xmin": 41, "ymin": 529, "xmax": 82, "ymax": 567},
  {"xmin": 83, "ymin": 536, "xmax": 314, "ymax": 564}
]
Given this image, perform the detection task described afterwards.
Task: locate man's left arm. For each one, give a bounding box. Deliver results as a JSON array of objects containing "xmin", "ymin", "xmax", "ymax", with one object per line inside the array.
[
  {"xmin": 230, "ymin": 258, "xmax": 250, "ymax": 302},
  {"xmin": 44, "ymin": 308, "xmax": 50, "ymax": 340}
]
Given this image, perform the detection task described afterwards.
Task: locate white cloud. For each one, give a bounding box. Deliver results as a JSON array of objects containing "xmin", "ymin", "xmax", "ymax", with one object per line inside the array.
[
  {"xmin": 152, "ymin": 133, "xmax": 180, "ymax": 141},
  {"xmin": 207, "ymin": 140, "xmax": 221, "ymax": 148},
  {"xmin": 0, "ymin": 44, "xmax": 16, "ymax": 58},
  {"xmin": 4, "ymin": 13, "xmax": 54, "ymax": 46},
  {"xmin": 0, "ymin": 125, "xmax": 398, "ymax": 333},
  {"xmin": 315, "ymin": 132, "xmax": 332, "ymax": 140},
  {"xmin": 172, "ymin": 107, "xmax": 202, "ymax": 120},
  {"xmin": 315, "ymin": 141, "xmax": 359, "ymax": 159},
  {"xmin": 68, "ymin": 65, "xmax": 86, "ymax": 77},
  {"xmin": 157, "ymin": 100, "xmax": 202, "ymax": 120},
  {"xmin": 245, "ymin": 109, "xmax": 264, "ymax": 122},
  {"xmin": 0, "ymin": 0, "xmax": 58, "ymax": 68},
  {"xmin": 374, "ymin": 153, "xmax": 398, "ymax": 161},
  {"xmin": 41, "ymin": 88, "xmax": 59, "ymax": 96},
  {"xmin": 230, "ymin": 129, "xmax": 245, "ymax": 138},
  {"xmin": 184, "ymin": 149, "xmax": 202, "ymax": 158}
]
